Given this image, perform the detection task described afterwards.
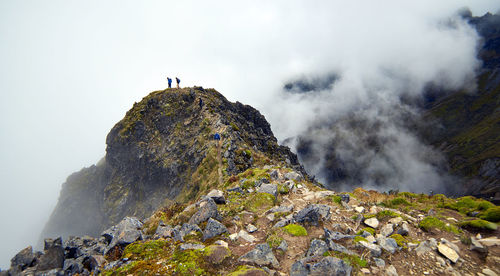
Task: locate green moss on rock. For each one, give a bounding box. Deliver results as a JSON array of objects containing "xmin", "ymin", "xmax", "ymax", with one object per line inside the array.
[{"xmin": 283, "ymin": 224, "xmax": 308, "ymax": 236}]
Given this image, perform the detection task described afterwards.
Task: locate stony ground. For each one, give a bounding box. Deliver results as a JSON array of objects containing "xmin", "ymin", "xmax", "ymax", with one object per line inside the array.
[{"xmin": 3, "ymin": 165, "xmax": 499, "ymax": 276}]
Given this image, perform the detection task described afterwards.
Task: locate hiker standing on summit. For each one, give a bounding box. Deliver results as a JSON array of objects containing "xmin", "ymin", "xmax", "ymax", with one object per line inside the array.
[
  {"xmin": 167, "ymin": 77, "xmax": 172, "ymax": 88},
  {"xmin": 176, "ymin": 77, "xmax": 180, "ymax": 88}
]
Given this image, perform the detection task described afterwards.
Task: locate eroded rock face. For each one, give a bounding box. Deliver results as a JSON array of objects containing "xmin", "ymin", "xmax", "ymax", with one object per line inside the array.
[{"xmin": 42, "ymin": 88, "xmax": 306, "ymax": 240}]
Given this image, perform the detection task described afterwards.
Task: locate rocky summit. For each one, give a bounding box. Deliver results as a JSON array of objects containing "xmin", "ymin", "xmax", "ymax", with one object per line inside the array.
[
  {"xmin": 41, "ymin": 87, "xmax": 305, "ymax": 240},
  {"xmin": 1, "ymin": 85, "xmax": 498, "ymax": 275}
]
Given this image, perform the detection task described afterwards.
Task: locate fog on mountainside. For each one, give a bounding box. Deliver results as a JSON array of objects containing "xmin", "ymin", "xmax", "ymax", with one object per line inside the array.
[{"xmin": 1, "ymin": 0, "xmax": 499, "ymax": 270}]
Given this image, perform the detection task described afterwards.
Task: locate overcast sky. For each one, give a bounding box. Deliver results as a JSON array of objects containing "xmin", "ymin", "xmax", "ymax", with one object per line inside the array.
[{"xmin": 0, "ymin": 0, "xmax": 498, "ymax": 269}]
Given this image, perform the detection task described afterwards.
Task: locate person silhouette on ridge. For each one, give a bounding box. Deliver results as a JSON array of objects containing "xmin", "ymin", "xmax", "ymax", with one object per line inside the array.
[
  {"xmin": 167, "ymin": 77, "xmax": 172, "ymax": 88},
  {"xmin": 176, "ymin": 77, "xmax": 180, "ymax": 88}
]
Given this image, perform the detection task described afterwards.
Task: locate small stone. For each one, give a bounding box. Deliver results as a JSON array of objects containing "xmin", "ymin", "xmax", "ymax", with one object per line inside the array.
[
  {"xmin": 269, "ymin": 170, "xmax": 279, "ymax": 180},
  {"xmin": 482, "ymin": 268, "xmax": 498, "ymax": 276},
  {"xmin": 258, "ymin": 184, "xmax": 278, "ymax": 198},
  {"xmin": 238, "ymin": 230, "xmax": 256, "ymax": 243},
  {"xmin": 294, "ymin": 204, "xmax": 331, "ymax": 226},
  {"xmin": 266, "ymin": 213, "xmax": 275, "ymax": 221},
  {"xmin": 359, "ymin": 241, "xmax": 382, "ymax": 257},
  {"xmin": 396, "ymin": 222, "xmax": 410, "ymax": 236},
  {"xmin": 436, "ymin": 256, "xmax": 446, "ymax": 267},
  {"xmin": 238, "ymin": 243, "xmax": 279, "ymax": 268},
  {"xmin": 476, "ymin": 233, "xmax": 482, "ymax": 239},
  {"xmin": 366, "ymin": 235, "xmax": 376, "ymax": 243},
  {"xmin": 203, "ymin": 218, "xmax": 228, "ymax": 241},
  {"xmin": 364, "ymin": 217, "xmax": 380, "ymax": 228},
  {"xmin": 277, "ymin": 240, "xmax": 288, "ymax": 252},
  {"xmin": 386, "ymin": 265, "xmax": 398, "ymax": 276},
  {"xmin": 215, "ymin": 240, "xmax": 229, "ymax": 248},
  {"xmin": 284, "ymin": 171, "xmax": 302, "ymax": 181},
  {"xmin": 306, "ymin": 239, "xmax": 328, "ymax": 257},
  {"xmin": 370, "ymin": 206, "xmax": 380, "ymax": 214},
  {"xmin": 377, "ymin": 237, "xmax": 398, "ymax": 254},
  {"xmin": 380, "ymin": 224, "xmax": 394, "ymax": 237},
  {"xmin": 355, "ymin": 206, "xmax": 365, "ymax": 213},
  {"xmin": 361, "ymin": 268, "xmax": 371, "ymax": 274},
  {"xmin": 229, "ymin": 233, "xmax": 239, "ymax": 241},
  {"xmin": 246, "ymin": 224, "xmax": 258, "ymax": 233},
  {"xmin": 373, "ymin": 258, "xmax": 385, "ymax": 267},
  {"xmin": 179, "ymin": 243, "xmax": 205, "ymax": 250},
  {"xmin": 206, "ymin": 189, "xmax": 226, "ymax": 204},
  {"xmin": 479, "ymin": 237, "xmax": 500, "ymax": 247},
  {"xmin": 438, "ymin": 243, "xmax": 459, "ymax": 263},
  {"xmin": 389, "ymin": 217, "xmax": 403, "ymax": 225},
  {"xmin": 470, "ymin": 237, "xmax": 488, "ymax": 259}
]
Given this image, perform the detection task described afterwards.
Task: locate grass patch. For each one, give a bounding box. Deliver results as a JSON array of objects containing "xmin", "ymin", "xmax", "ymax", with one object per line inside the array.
[
  {"xmin": 325, "ymin": 251, "xmax": 368, "ymax": 269},
  {"xmin": 356, "ymin": 227, "xmax": 375, "ymax": 236},
  {"xmin": 266, "ymin": 232, "xmax": 284, "ymax": 248},
  {"xmin": 354, "ymin": 236, "xmax": 368, "ymax": 243},
  {"xmin": 442, "ymin": 196, "xmax": 494, "ymax": 215},
  {"xmin": 123, "ymin": 240, "xmax": 174, "ymax": 260},
  {"xmin": 459, "ymin": 219, "xmax": 498, "ymax": 231},
  {"xmin": 382, "ymin": 197, "xmax": 412, "ymax": 208},
  {"xmin": 418, "ymin": 216, "xmax": 460, "ymax": 234},
  {"xmin": 330, "ymin": 195, "xmax": 342, "ymax": 205},
  {"xmin": 283, "ymin": 224, "xmax": 308, "ymax": 236},
  {"xmin": 479, "ymin": 206, "xmax": 500, "ymax": 222},
  {"xmin": 244, "ymin": 193, "xmax": 275, "ymax": 213},
  {"xmin": 376, "ymin": 210, "xmax": 400, "ymax": 220}
]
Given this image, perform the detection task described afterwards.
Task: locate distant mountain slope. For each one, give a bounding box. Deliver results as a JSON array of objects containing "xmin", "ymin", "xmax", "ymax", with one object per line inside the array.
[{"xmin": 422, "ymin": 12, "xmax": 500, "ymax": 199}]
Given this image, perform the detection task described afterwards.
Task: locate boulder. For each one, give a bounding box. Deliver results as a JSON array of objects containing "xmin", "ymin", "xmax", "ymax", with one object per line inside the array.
[
  {"xmin": 238, "ymin": 243, "xmax": 279, "ymax": 268},
  {"xmin": 10, "ymin": 246, "xmax": 35, "ymax": 270},
  {"xmin": 258, "ymin": 184, "xmax": 278, "ymax": 198},
  {"xmin": 324, "ymin": 228, "xmax": 355, "ymax": 241},
  {"xmin": 377, "ymin": 237, "xmax": 398, "ymax": 254},
  {"xmin": 306, "ymin": 239, "xmax": 328, "ymax": 257},
  {"xmin": 386, "ymin": 265, "xmax": 398, "ymax": 276},
  {"xmin": 246, "ymin": 224, "xmax": 258, "ymax": 233},
  {"xmin": 179, "ymin": 243, "xmax": 205, "ymax": 250},
  {"xmin": 203, "ymin": 218, "xmax": 228, "ymax": 241},
  {"xmin": 206, "ymin": 189, "xmax": 226, "ymax": 204},
  {"xmin": 395, "ymin": 222, "xmax": 409, "ymax": 236},
  {"xmin": 188, "ymin": 198, "xmax": 220, "ymax": 225},
  {"xmin": 101, "ymin": 217, "xmax": 143, "ymax": 253},
  {"xmin": 359, "ymin": 241, "xmax": 382, "ymax": 257},
  {"xmin": 291, "ymin": 256, "xmax": 352, "ymax": 276},
  {"xmin": 326, "ymin": 240, "xmax": 354, "ymax": 255},
  {"xmin": 155, "ymin": 224, "xmax": 174, "ymax": 239},
  {"xmin": 380, "ymin": 224, "xmax": 394, "ymax": 237},
  {"xmin": 364, "ymin": 218, "xmax": 379, "ymax": 228},
  {"xmin": 38, "ymin": 237, "xmax": 65, "ymax": 271},
  {"xmin": 438, "ymin": 243, "xmax": 459, "ymax": 263},
  {"xmin": 340, "ymin": 194, "xmax": 350, "ymax": 203},
  {"xmin": 284, "ymin": 171, "xmax": 303, "ymax": 181},
  {"xmin": 294, "ymin": 204, "xmax": 331, "ymax": 226},
  {"xmin": 63, "ymin": 258, "xmax": 84, "ymax": 275},
  {"xmin": 267, "ymin": 205, "xmax": 294, "ymax": 214}
]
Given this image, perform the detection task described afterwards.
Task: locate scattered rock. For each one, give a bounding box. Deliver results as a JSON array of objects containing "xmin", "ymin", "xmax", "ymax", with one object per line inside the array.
[
  {"xmin": 238, "ymin": 243, "xmax": 279, "ymax": 268},
  {"xmin": 377, "ymin": 237, "xmax": 398, "ymax": 254},
  {"xmin": 389, "ymin": 217, "xmax": 403, "ymax": 225},
  {"xmin": 294, "ymin": 204, "xmax": 331, "ymax": 226},
  {"xmin": 482, "ymin": 268, "xmax": 498, "ymax": 276},
  {"xmin": 354, "ymin": 206, "xmax": 365, "ymax": 213},
  {"xmin": 269, "ymin": 170, "xmax": 279, "ymax": 180},
  {"xmin": 471, "ymin": 237, "xmax": 488, "ymax": 259},
  {"xmin": 374, "ymin": 258, "xmax": 385, "ymax": 267},
  {"xmin": 246, "ymin": 224, "xmax": 258, "ymax": 233},
  {"xmin": 37, "ymin": 237, "xmax": 65, "ymax": 271},
  {"xmin": 101, "ymin": 217, "xmax": 143, "ymax": 253},
  {"xmin": 359, "ymin": 241, "xmax": 382, "ymax": 257},
  {"xmin": 215, "ymin": 240, "xmax": 229, "ymax": 248},
  {"xmin": 395, "ymin": 222, "xmax": 409, "ymax": 236},
  {"xmin": 206, "ymin": 189, "xmax": 226, "ymax": 204},
  {"xmin": 340, "ymin": 194, "xmax": 350, "ymax": 203},
  {"xmin": 438, "ymin": 243, "xmax": 459, "ymax": 263},
  {"xmin": 284, "ymin": 171, "xmax": 302, "ymax": 181},
  {"xmin": 227, "ymin": 186, "xmax": 244, "ymax": 194},
  {"xmin": 380, "ymin": 224, "xmax": 394, "ymax": 237},
  {"xmin": 267, "ymin": 205, "xmax": 294, "ymax": 214},
  {"xmin": 238, "ymin": 230, "xmax": 256, "ymax": 243},
  {"xmin": 364, "ymin": 217, "xmax": 380, "ymax": 228},
  {"xmin": 415, "ymin": 241, "xmax": 433, "ymax": 256},
  {"xmin": 204, "ymin": 245, "xmax": 231, "ymax": 265},
  {"xmin": 291, "ymin": 256, "xmax": 352, "ymax": 276},
  {"xmin": 10, "ymin": 246, "xmax": 35, "ymax": 271},
  {"xmin": 258, "ymin": 184, "xmax": 278, "ymax": 198},
  {"xmin": 306, "ymin": 239, "xmax": 328, "ymax": 257},
  {"xmin": 154, "ymin": 224, "xmax": 174, "ymax": 239},
  {"xmin": 179, "ymin": 243, "xmax": 205, "ymax": 250},
  {"xmin": 188, "ymin": 198, "xmax": 220, "ymax": 225},
  {"xmin": 203, "ymin": 218, "xmax": 228, "ymax": 241},
  {"xmin": 277, "ymin": 240, "xmax": 288, "ymax": 252},
  {"xmin": 479, "ymin": 237, "xmax": 500, "ymax": 247},
  {"xmin": 63, "ymin": 258, "xmax": 84, "ymax": 275},
  {"xmin": 386, "ymin": 265, "xmax": 398, "ymax": 276}
]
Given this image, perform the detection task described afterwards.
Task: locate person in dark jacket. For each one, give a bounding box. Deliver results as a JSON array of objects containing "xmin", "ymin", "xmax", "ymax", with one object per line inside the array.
[
  {"xmin": 167, "ymin": 77, "xmax": 172, "ymax": 88},
  {"xmin": 199, "ymin": 98, "xmax": 203, "ymax": 109},
  {"xmin": 176, "ymin": 77, "xmax": 180, "ymax": 88}
]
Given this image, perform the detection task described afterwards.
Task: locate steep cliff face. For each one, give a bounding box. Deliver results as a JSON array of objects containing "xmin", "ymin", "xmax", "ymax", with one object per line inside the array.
[{"xmin": 42, "ymin": 87, "xmax": 305, "ymax": 239}]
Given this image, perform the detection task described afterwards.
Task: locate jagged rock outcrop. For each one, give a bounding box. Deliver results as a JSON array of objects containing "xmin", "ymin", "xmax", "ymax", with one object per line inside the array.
[{"xmin": 41, "ymin": 87, "xmax": 306, "ymax": 240}]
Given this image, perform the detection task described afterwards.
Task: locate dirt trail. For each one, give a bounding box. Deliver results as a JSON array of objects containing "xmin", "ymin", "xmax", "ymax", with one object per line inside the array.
[{"xmin": 217, "ymin": 139, "xmax": 223, "ymax": 186}]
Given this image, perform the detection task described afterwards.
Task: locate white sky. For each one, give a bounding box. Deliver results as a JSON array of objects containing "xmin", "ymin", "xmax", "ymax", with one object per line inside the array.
[{"xmin": 0, "ymin": 0, "xmax": 498, "ymax": 269}]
